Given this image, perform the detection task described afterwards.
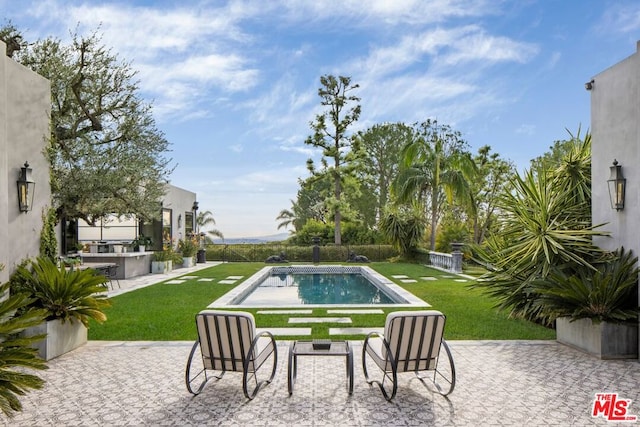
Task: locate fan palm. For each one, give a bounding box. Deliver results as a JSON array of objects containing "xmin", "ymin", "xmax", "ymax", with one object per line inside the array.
[
  {"xmin": 12, "ymin": 257, "xmax": 111, "ymax": 327},
  {"xmin": 0, "ymin": 281, "xmax": 48, "ymax": 417},
  {"xmin": 535, "ymin": 247, "xmax": 639, "ymax": 323}
]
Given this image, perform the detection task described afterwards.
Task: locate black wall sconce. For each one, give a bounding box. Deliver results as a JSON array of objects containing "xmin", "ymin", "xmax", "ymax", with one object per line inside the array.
[
  {"xmin": 608, "ymin": 159, "xmax": 626, "ymax": 211},
  {"xmin": 17, "ymin": 161, "xmax": 35, "ymax": 213},
  {"xmin": 585, "ymin": 79, "xmax": 594, "ymax": 91},
  {"xmin": 192, "ymin": 201, "xmax": 199, "ymax": 233}
]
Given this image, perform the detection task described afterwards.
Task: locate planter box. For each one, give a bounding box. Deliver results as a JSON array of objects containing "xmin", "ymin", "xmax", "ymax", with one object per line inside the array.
[
  {"xmin": 182, "ymin": 256, "xmax": 195, "ymax": 268},
  {"xmin": 151, "ymin": 260, "xmax": 173, "ymax": 273},
  {"xmin": 22, "ymin": 319, "xmax": 87, "ymax": 361},
  {"xmin": 556, "ymin": 317, "xmax": 638, "ymax": 359}
]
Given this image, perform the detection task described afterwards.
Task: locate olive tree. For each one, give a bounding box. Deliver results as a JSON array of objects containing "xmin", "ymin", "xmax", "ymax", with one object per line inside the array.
[{"xmin": 9, "ymin": 28, "xmax": 173, "ymax": 224}]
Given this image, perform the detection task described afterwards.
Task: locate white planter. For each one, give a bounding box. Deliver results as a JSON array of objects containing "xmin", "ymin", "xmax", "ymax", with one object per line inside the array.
[
  {"xmin": 89, "ymin": 244, "xmax": 98, "ymax": 253},
  {"xmin": 138, "ymin": 245, "xmax": 146, "ymax": 252},
  {"xmin": 22, "ymin": 319, "xmax": 87, "ymax": 361},
  {"xmin": 182, "ymin": 256, "xmax": 195, "ymax": 268},
  {"xmin": 151, "ymin": 260, "xmax": 172, "ymax": 273},
  {"xmin": 113, "ymin": 244, "xmax": 123, "ymax": 253},
  {"xmin": 556, "ymin": 317, "xmax": 638, "ymax": 359},
  {"xmin": 151, "ymin": 260, "xmax": 166, "ymax": 273}
]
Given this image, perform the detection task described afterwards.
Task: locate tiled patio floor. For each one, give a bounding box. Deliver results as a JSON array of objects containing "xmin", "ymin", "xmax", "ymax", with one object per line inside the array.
[
  {"xmin": 4, "ymin": 263, "xmax": 639, "ymax": 426},
  {"xmin": 4, "ymin": 339, "xmax": 639, "ymax": 426}
]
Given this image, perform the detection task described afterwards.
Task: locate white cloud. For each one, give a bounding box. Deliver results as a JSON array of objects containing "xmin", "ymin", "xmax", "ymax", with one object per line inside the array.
[{"xmin": 598, "ymin": 3, "xmax": 640, "ymax": 34}]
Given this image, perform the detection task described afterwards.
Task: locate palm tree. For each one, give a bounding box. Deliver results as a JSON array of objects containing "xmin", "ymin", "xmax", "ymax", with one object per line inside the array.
[
  {"xmin": 196, "ymin": 210, "xmax": 224, "ymax": 243},
  {"xmin": 394, "ymin": 119, "xmax": 476, "ymax": 250},
  {"xmin": 276, "ymin": 207, "xmax": 297, "ymax": 233}
]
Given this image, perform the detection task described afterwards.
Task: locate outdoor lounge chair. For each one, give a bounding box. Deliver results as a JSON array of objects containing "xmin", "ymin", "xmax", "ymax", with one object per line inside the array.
[
  {"xmin": 185, "ymin": 310, "xmax": 277, "ymax": 399},
  {"xmin": 362, "ymin": 310, "xmax": 455, "ymax": 400}
]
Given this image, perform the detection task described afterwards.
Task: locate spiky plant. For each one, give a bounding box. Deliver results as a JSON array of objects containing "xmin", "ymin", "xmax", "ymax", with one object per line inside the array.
[
  {"xmin": 535, "ymin": 247, "xmax": 640, "ymax": 324},
  {"xmin": 12, "ymin": 257, "xmax": 111, "ymax": 327},
  {"xmin": 0, "ymin": 281, "xmax": 48, "ymax": 417}
]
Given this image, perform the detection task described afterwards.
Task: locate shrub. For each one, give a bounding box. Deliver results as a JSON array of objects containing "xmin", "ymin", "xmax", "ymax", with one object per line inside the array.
[{"xmin": 12, "ymin": 257, "xmax": 111, "ymax": 327}]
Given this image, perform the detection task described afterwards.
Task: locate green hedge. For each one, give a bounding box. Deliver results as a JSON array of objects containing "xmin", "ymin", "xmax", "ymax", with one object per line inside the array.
[{"xmin": 204, "ymin": 244, "xmax": 398, "ymax": 263}]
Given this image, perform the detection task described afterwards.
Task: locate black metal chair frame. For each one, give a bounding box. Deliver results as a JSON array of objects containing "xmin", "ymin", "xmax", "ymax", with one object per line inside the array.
[
  {"xmin": 185, "ymin": 311, "xmax": 278, "ymax": 400},
  {"xmin": 107, "ymin": 265, "xmax": 120, "ymax": 289},
  {"xmin": 362, "ymin": 311, "xmax": 456, "ymax": 400}
]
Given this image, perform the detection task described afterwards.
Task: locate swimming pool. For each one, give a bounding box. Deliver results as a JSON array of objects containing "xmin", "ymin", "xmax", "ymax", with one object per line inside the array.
[{"xmin": 209, "ymin": 265, "xmax": 429, "ymax": 308}]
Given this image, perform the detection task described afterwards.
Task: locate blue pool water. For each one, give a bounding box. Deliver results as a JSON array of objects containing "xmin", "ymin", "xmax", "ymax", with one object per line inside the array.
[{"xmin": 237, "ymin": 272, "xmax": 396, "ymax": 305}]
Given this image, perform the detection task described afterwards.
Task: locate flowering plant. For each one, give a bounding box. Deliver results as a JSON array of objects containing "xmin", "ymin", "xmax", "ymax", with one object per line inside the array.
[{"xmin": 178, "ymin": 235, "xmax": 198, "ymax": 257}]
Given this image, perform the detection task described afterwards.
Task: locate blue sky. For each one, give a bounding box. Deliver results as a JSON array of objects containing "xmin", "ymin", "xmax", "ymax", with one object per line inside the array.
[{"xmin": 2, "ymin": 0, "xmax": 640, "ymax": 238}]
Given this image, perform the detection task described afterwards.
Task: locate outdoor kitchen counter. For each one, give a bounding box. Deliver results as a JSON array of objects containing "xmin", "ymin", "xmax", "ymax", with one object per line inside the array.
[{"xmin": 80, "ymin": 252, "xmax": 154, "ymax": 279}]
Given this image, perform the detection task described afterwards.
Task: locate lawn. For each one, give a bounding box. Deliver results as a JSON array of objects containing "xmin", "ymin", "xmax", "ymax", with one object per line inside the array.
[{"xmin": 88, "ymin": 262, "xmax": 555, "ymax": 341}]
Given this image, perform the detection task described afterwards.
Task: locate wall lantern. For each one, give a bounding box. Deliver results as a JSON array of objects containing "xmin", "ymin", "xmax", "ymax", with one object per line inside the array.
[
  {"xmin": 607, "ymin": 159, "xmax": 626, "ymax": 211},
  {"xmin": 585, "ymin": 79, "xmax": 594, "ymax": 91},
  {"xmin": 17, "ymin": 161, "xmax": 35, "ymax": 213},
  {"xmin": 192, "ymin": 201, "xmax": 199, "ymax": 233}
]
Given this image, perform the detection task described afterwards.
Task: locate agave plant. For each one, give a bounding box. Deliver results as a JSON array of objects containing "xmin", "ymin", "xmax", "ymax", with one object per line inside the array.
[
  {"xmin": 0, "ymin": 281, "xmax": 48, "ymax": 417},
  {"xmin": 12, "ymin": 257, "xmax": 111, "ymax": 327},
  {"xmin": 534, "ymin": 247, "xmax": 640, "ymax": 323}
]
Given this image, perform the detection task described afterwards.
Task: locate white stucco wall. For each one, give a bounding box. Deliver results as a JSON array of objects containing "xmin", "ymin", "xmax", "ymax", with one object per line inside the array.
[
  {"xmin": 591, "ymin": 41, "xmax": 640, "ymax": 252},
  {"xmin": 590, "ymin": 40, "xmax": 640, "ymax": 359},
  {"xmin": 0, "ymin": 41, "xmax": 52, "ymax": 282},
  {"xmin": 163, "ymin": 184, "xmax": 197, "ymax": 244}
]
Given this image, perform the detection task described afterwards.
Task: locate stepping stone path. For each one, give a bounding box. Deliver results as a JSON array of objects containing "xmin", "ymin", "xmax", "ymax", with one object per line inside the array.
[
  {"xmin": 258, "ymin": 309, "xmax": 385, "ymax": 336},
  {"xmin": 258, "ymin": 310, "xmax": 313, "ymax": 314},
  {"xmin": 327, "ymin": 309, "xmax": 384, "ymax": 314},
  {"xmin": 218, "ymin": 275, "xmax": 244, "ymax": 284},
  {"xmin": 289, "ymin": 317, "xmax": 352, "ymax": 324}
]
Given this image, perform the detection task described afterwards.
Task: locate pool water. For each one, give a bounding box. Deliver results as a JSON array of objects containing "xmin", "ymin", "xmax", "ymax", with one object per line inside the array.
[{"xmin": 238, "ymin": 273, "xmax": 396, "ymax": 305}]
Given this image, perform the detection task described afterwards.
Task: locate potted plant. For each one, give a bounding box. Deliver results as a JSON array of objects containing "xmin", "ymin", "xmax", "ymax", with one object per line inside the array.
[
  {"xmin": 132, "ymin": 235, "xmax": 153, "ymax": 252},
  {"xmin": 151, "ymin": 246, "xmax": 173, "ymax": 273},
  {"xmin": 12, "ymin": 257, "xmax": 111, "ymax": 360},
  {"xmin": 178, "ymin": 236, "xmax": 198, "ymax": 268},
  {"xmin": 536, "ymin": 247, "xmax": 639, "ymax": 359}
]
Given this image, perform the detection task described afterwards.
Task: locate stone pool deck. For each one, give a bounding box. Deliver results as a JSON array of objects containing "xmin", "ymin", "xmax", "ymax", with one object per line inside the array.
[{"xmin": 5, "ymin": 262, "xmax": 638, "ymax": 426}]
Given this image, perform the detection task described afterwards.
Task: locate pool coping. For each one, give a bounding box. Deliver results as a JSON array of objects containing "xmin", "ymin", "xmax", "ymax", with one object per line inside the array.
[{"xmin": 207, "ymin": 265, "xmax": 430, "ymax": 308}]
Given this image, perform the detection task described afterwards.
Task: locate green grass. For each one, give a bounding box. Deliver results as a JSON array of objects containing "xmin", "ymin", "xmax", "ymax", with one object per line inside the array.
[{"xmin": 88, "ymin": 262, "xmax": 555, "ymax": 341}]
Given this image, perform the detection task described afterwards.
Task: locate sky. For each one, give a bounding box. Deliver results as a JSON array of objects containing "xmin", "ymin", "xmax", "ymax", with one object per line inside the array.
[{"xmin": 2, "ymin": 0, "xmax": 640, "ymax": 238}]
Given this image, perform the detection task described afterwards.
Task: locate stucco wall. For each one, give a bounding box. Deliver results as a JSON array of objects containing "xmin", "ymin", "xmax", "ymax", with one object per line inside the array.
[
  {"xmin": 590, "ymin": 40, "xmax": 640, "ymax": 359},
  {"xmin": 0, "ymin": 41, "xmax": 52, "ymax": 282},
  {"xmin": 591, "ymin": 41, "xmax": 640, "ymax": 252},
  {"xmin": 163, "ymin": 184, "xmax": 197, "ymax": 244}
]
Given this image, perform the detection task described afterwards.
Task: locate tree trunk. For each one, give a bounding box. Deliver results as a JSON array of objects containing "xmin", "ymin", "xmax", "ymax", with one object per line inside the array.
[{"xmin": 334, "ymin": 172, "xmax": 342, "ymax": 245}]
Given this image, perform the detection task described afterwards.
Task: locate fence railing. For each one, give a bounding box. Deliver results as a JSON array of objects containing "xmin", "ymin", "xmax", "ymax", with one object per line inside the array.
[{"xmin": 428, "ymin": 244, "xmax": 463, "ymax": 273}]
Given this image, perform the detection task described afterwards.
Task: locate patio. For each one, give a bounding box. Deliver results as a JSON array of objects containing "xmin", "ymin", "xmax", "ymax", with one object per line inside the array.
[
  {"xmin": 4, "ymin": 339, "xmax": 639, "ymax": 426},
  {"xmin": 4, "ymin": 264, "xmax": 639, "ymax": 426}
]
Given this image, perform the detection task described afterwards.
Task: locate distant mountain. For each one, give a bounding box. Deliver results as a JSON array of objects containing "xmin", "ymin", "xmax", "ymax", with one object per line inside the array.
[{"xmin": 211, "ymin": 233, "xmax": 290, "ymax": 244}]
